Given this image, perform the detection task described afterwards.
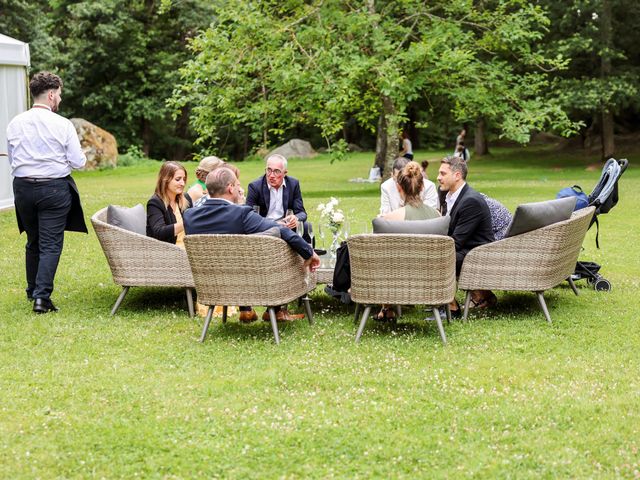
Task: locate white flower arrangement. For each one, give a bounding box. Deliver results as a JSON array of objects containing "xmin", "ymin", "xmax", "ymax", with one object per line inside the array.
[{"xmin": 317, "ymin": 197, "xmax": 345, "ymax": 234}]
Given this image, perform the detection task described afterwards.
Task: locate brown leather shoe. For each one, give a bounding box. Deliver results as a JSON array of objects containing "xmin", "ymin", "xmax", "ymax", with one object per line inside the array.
[
  {"xmin": 239, "ymin": 309, "xmax": 258, "ymax": 323},
  {"xmin": 276, "ymin": 309, "xmax": 305, "ymax": 322},
  {"xmin": 262, "ymin": 309, "xmax": 305, "ymax": 322}
]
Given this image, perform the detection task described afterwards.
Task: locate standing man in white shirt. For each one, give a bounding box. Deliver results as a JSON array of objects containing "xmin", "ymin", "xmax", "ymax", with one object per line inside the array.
[
  {"xmin": 380, "ymin": 156, "xmax": 438, "ymax": 215},
  {"xmin": 7, "ymin": 71, "xmax": 87, "ymax": 314}
]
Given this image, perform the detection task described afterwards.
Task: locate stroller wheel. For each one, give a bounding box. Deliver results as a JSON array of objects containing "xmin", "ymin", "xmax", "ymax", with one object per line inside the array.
[{"xmin": 594, "ymin": 278, "xmax": 612, "ymax": 292}]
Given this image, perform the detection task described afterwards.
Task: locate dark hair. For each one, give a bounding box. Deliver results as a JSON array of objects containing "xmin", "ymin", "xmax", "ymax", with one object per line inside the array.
[
  {"xmin": 420, "ymin": 160, "xmax": 429, "ymax": 171},
  {"xmin": 29, "ymin": 72, "xmax": 63, "ymax": 98},
  {"xmin": 440, "ymin": 155, "xmax": 468, "ymax": 180},
  {"xmin": 206, "ymin": 167, "xmax": 237, "ymax": 196},
  {"xmin": 154, "ymin": 161, "xmax": 188, "ymax": 211},
  {"xmin": 396, "ymin": 161, "xmax": 424, "ymax": 207}
]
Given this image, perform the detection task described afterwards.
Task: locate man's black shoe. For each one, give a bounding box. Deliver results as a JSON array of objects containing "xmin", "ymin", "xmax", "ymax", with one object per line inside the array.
[{"xmin": 33, "ymin": 298, "xmax": 59, "ymax": 314}]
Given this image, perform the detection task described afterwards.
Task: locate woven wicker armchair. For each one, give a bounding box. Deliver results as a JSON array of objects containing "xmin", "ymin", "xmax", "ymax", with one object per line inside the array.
[
  {"xmin": 183, "ymin": 234, "xmax": 316, "ymax": 344},
  {"xmin": 458, "ymin": 206, "xmax": 595, "ymax": 323},
  {"xmin": 91, "ymin": 207, "xmax": 195, "ymax": 316},
  {"xmin": 349, "ymin": 234, "xmax": 457, "ymax": 344}
]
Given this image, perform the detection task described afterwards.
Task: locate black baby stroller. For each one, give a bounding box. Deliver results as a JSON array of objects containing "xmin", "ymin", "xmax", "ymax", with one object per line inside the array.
[{"xmin": 571, "ymin": 157, "xmax": 629, "ymax": 291}]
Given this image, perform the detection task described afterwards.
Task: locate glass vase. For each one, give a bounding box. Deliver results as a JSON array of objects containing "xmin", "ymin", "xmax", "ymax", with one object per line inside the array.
[{"xmin": 329, "ymin": 228, "xmax": 341, "ymax": 259}]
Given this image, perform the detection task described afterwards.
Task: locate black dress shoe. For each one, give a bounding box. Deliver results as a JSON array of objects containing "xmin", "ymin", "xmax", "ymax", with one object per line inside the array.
[{"xmin": 33, "ymin": 298, "xmax": 59, "ymax": 314}]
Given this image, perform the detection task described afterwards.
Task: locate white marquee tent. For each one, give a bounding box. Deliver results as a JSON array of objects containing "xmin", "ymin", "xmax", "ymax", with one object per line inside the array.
[{"xmin": 0, "ymin": 33, "xmax": 30, "ymax": 210}]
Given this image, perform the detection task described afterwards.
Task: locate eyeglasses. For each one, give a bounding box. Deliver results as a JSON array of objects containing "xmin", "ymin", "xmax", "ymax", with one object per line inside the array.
[{"xmin": 266, "ymin": 168, "xmax": 283, "ymax": 176}]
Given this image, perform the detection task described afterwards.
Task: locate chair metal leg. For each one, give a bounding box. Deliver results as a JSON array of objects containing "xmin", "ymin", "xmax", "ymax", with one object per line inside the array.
[
  {"xmin": 433, "ymin": 305, "xmax": 447, "ymax": 344},
  {"xmin": 186, "ymin": 288, "xmax": 195, "ymax": 318},
  {"xmin": 445, "ymin": 303, "xmax": 452, "ymax": 324},
  {"xmin": 222, "ymin": 306, "xmax": 227, "ymax": 323},
  {"xmin": 395, "ymin": 305, "xmax": 402, "ymax": 318},
  {"xmin": 567, "ymin": 277, "xmax": 579, "ymax": 296},
  {"xmin": 354, "ymin": 303, "xmax": 361, "ymax": 323},
  {"xmin": 462, "ymin": 291, "xmax": 472, "ymax": 322},
  {"xmin": 111, "ymin": 286, "xmax": 130, "ymax": 315},
  {"xmin": 199, "ymin": 306, "xmax": 214, "ymax": 342},
  {"xmin": 268, "ymin": 307, "xmax": 281, "ymax": 345},
  {"xmin": 536, "ymin": 291, "xmax": 552, "ymax": 324},
  {"xmin": 355, "ymin": 305, "xmax": 372, "ymax": 343},
  {"xmin": 303, "ymin": 297, "xmax": 314, "ymax": 325}
]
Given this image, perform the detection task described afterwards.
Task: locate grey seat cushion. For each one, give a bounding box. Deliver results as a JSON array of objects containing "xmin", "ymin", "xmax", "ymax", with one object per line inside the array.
[
  {"xmin": 250, "ymin": 226, "xmax": 281, "ymax": 238},
  {"xmin": 107, "ymin": 204, "xmax": 146, "ymax": 235},
  {"xmin": 505, "ymin": 196, "xmax": 577, "ymax": 238},
  {"xmin": 372, "ymin": 216, "xmax": 450, "ymax": 235}
]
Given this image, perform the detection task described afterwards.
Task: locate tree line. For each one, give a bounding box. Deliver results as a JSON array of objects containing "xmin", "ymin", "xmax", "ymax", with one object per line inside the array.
[{"xmin": 2, "ymin": 0, "xmax": 638, "ymax": 172}]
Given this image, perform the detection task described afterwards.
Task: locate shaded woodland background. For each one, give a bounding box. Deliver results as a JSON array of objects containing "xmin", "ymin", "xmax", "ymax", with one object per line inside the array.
[{"xmin": 2, "ymin": 0, "xmax": 638, "ymax": 166}]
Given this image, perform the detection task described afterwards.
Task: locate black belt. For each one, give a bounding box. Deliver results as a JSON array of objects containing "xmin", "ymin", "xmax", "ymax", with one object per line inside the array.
[{"xmin": 18, "ymin": 177, "xmax": 64, "ymax": 183}]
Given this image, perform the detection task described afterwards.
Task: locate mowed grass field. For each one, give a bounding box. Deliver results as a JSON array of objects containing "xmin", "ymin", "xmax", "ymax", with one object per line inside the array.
[{"xmin": 1, "ymin": 146, "xmax": 639, "ymax": 478}]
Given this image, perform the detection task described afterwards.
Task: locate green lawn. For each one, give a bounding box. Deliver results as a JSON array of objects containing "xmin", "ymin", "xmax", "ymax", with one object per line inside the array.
[{"xmin": 1, "ymin": 147, "xmax": 639, "ymax": 478}]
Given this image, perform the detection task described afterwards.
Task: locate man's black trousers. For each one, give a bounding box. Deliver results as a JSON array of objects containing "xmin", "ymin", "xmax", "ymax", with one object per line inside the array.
[{"xmin": 13, "ymin": 177, "xmax": 72, "ymax": 300}]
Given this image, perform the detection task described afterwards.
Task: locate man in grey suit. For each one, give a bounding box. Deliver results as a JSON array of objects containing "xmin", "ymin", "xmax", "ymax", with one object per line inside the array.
[{"xmin": 184, "ymin": 167, "xmax": 320, "ymax": 322}]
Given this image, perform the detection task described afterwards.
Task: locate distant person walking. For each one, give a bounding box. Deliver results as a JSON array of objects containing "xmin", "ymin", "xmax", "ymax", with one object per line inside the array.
[
  {"xmin": 399, "ymin": 131, "xmax": 413, "ymax": 160},
  {"xmin": 7, "ymin": 71, "xmax": 87, "ymax": 314},
  {"xmin": 456, "ymin": 128, "xmax": 466, "ymax": 149},
  {"xmin": 454, "ymin": 128, "xmax": 470, "ymax": 161}
]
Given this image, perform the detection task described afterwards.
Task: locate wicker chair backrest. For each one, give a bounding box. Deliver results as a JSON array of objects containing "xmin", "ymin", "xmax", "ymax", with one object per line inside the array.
[{"xmin": 348, "ymin": 233, "xmax": 456, "ymax": 305}]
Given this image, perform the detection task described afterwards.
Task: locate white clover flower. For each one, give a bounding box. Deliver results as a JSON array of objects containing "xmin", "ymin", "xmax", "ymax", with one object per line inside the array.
[
  {"xmin": 332, "ymin": 211, "xmax": 344, "ymax": 223},
  {"xmin": 317, "ymin": 203, "xmax": 325, "ymax": 212},
  {"xmin": 329, "ymin": 197, "xmax": 338, "ymax": 206},
  {"xmin": 592, "ymin": 12, "xmax": 598, "ymax": 20}
]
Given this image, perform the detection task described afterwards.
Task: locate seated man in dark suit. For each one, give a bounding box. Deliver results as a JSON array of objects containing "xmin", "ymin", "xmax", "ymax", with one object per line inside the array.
[
  {"xmin": 437, "ymin": 155, "xmax": 496, "ymax": 314},
  {"xmin": 246, "ymin": 154, "xmax": 312, "ymax": 244},
  {"xmin": 184, "ymin": 167, "xmax": 320, "ymax": 322}
]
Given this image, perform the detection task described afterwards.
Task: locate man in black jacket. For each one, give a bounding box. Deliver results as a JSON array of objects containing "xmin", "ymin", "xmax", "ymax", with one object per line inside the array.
[{"xmin": 437, "ymin": 155, "xmax": 496, "ymax": 311}]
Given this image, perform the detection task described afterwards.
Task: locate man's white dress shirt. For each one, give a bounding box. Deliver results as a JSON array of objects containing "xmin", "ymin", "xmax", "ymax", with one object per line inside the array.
[
  {"xmin": 7, "ymin": 105, "xmax": 86, "ymax": 178},
  {"xmin": 445, "ymin": 182, "xmax": 466, "ymax": 216},
  {"xmin": 379, "ymin": 177, "xmax": 439, "ymax": 215},
  {"xmin": 266, "ymin": 178, "xmax": 287, "ymax": 219}
]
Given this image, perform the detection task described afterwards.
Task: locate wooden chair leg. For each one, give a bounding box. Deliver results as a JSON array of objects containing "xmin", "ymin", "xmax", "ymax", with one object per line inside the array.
[
  {"xmin": 355, "ymin": 305, "xmax": 372, "ymax": 343},
  {"xmin": 222, "ymin": 306, "xmax": 228, "ymax": 323},
  {"xmin": 199, "ymin": 306, "xmax": 214, "ymax": 342},
  {"xmin": 185, "ymin": 288, "xmax": 195, "ymax": 318},
  {"xmin": 111, "ymin": 286, "xmax": 130, "ymax": 316},
  {"xmin": 536, "ymin": 291, "xmax": 552, "ymax": 324},
  {"xmin": 268, "ymin": 307, "xmax": 281, "ymax": 345}
]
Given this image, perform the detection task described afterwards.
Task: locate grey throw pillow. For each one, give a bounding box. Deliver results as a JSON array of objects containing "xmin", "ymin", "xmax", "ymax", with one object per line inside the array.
[
  {"xmin": 372, "ymin": 216, "xmax": 450, "ymax": 235},
  {"xmin": 505, "ymin": 196, "xmax": 576, "ymax": 238},
  {"xmin": 250, "ymin": 226, "xmax": 281, "ymax": 238},
  {"xmin": 106, "ymin": 204, "xmax": 146, "ymax": 235}
]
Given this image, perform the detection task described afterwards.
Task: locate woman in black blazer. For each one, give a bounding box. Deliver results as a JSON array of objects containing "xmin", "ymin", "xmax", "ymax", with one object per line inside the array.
[{"xmin": 146, "ymin": 161, "xmax": 193, "ymax": 244}]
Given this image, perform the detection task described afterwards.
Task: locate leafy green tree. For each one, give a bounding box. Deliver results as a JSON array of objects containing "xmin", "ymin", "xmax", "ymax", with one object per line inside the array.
[
  {"xmin": 173, "ymin": 0, "xmax": 577, "ymax": 173},
  {"xmin": 29, "ymin": 0, "xmax": 215, "ymax": 159},
  {"xmin": 542, "ymin": 0, "xmax": 640, "ymax": 159}
]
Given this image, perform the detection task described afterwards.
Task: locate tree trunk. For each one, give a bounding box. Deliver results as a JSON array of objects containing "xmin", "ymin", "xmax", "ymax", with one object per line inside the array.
[
  {"xmin": 600, "ymin": 0, "xmax": 614, "ymax": 160},
  {"xmin": 382, "ymin": 95, "xmax": 399, "ymax": 180},
  {"xmin": 474, "ymin": 118, "xmax": 489, "ymax": 156},
  {"xmin": 142, "ymin": 118, "xmax": 151, "ymax": 157},
  {"xmin": 601, "ymin": 110, "xmax": 614, "ymax": 160},
  {"xmin": 374, "ymin": 111, "xmax": 387, "ymax": 172}
]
